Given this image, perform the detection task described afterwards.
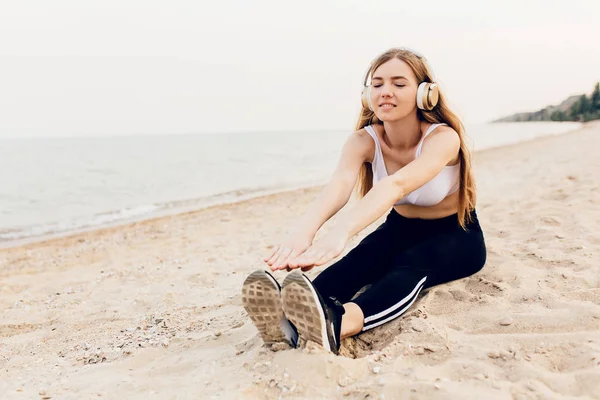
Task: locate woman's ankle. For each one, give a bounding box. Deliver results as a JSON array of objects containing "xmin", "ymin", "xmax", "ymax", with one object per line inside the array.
[{"xmin": 340, "ymin": 302, "xmax": 364, "ymax": 339}]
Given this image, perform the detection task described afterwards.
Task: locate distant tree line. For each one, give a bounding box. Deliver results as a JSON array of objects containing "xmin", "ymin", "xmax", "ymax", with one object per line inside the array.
[
  {"xmin": 493, "ymin": 82, "xmax": 600, "ymax": 123},
  {"xmin": 550, "ymin": 82, "xmax": 600, "ymax": 122}
]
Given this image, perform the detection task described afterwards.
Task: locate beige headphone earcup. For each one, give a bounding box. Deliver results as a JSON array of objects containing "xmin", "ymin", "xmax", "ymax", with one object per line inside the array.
[
  {"xmin": 427, "ymin": 83, "xmax": 439, "ymax": 110},
  {"xmin": 361, "ymin": 86, "xmax": 373, "ymax": 111},
  {"xmin": 416, "ymin": 82, "xmax": 427, "ymax": 110},
  {"xmin": 417, "ymin": 82, "xmax": 439, "ymax": 111}
]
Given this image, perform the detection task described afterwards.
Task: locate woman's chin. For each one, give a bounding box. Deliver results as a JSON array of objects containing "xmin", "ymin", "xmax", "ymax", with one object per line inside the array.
[
  {"xmin": 377, "ymin": 115, "xmax": 399, "ymax": 122},
  {"xmin": 376, "ymin": 110, "xmax": 413, "ymax": 122}
]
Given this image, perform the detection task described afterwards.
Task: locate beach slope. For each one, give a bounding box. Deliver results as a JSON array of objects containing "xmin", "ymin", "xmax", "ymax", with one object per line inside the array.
[{"xmin": 1, "ymin": 122, "xmax": 599, "ymax": 399}]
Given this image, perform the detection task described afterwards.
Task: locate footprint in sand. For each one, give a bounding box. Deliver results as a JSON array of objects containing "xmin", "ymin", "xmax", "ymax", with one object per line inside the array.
[
  {"xmin": 448, "ymin": 289, "xmax": 476, "ymax": 302},
  {"xmin": 422, "ymin": 287, "xmax": 480, "ymax": 315},
  {"xmin": 544, "ymin": 189, "xmax": 569, "ymax": 202},
  {"xmin": 540, "ymin": 216, "xmax": 562, "ymax": 227},
  {"xmin": 464, "ymin": 277, "xmax": 506, "ymax": 297}
]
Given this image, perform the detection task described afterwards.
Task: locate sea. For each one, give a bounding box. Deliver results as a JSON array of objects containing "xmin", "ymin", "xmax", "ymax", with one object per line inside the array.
[{"xmin": 0, "ymin": 121, "xmax": 582, "ymax": 247}]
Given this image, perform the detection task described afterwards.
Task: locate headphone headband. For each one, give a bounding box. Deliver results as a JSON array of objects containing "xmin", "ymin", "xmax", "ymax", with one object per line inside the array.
[
  {"xmin": 363, "ymin": 47, "xmax": 437, "ymax": 86},
  {"xmin": 400, "ymin": 47, "xmax": 437, "ymax": 82}
]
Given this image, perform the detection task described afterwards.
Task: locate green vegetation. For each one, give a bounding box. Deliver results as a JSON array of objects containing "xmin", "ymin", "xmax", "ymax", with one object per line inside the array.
[{"xmin": 493, "ymin": 82, "xmax": 600, "ymax": 123}]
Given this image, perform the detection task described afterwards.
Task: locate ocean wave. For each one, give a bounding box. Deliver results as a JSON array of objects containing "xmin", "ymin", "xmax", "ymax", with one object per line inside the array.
[
  {"xmin": 0, "ymin": 204, "xmax": 161, "ymax": 242},
  {"xmin": 0, "ymin": 180, "xmax": 327, "ymax": 246}
]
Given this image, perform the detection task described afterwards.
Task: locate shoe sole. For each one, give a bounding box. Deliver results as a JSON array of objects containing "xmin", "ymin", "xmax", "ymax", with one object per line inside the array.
[
  {"xmin": 241, "ymin": 270, "xmax": 289, "ymax": 346},
  {"xmin": 281, "ymin": 271, "xmax": 330, "ymax": 352}
]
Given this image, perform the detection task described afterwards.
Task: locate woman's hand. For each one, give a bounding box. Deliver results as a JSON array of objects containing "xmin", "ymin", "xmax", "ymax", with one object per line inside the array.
[
  {"xmin": 287, "ymin": 227, "xmax": 350, "ymax": 271},
  {"xmin": 264, "ymin": 232, "xmax": 313, "ymax": 272}
]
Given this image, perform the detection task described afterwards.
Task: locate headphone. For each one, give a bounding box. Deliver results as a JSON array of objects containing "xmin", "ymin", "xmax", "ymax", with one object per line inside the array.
[{"xmin": 361, "ymin": 49, "xmax": 440, "ymax": 112}]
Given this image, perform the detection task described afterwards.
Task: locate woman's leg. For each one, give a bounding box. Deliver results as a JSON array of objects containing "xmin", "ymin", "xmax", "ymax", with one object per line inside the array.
[
  {"xmin": 280, "ymin": 211, "xmax": 414, "ymax": 353},
  {"xmin": 341, "ymin": 301, "xmax": 365, "ymax": 339},
  {"xmin": 349, "ymin": 219, "xmax": 486, "ymax": 332},
  {"xmin": 282, "ymin": 211, "xmax": 487, "ymax": 352},
  {"xmin": 350, "ymin": 266, "xmax": 429, "ymax": 332},
  {"xmin": 312, "ymin": 212, "xmax": 413, "ymax": 305}
]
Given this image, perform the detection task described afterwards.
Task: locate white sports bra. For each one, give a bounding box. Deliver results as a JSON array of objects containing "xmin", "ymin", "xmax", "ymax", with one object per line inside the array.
[{"xmin": 364, "ymin": 123, "xmax": 460, "ymax": 207}]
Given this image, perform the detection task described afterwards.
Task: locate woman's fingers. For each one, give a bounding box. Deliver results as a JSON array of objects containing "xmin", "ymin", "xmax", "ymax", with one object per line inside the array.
[
  {"xmin": 264, "ymin": 246, "xmax": 277, "ymax": 262},
  {"xmin": 286, "ymin": 247, "xmax": 309, "ymax": 268},
  {"xmin": 280, "ymin": 249, "xmax": 302, "ymax": 270},
  {"xmin": 305, "ymin": 247, "xmax": 336, "ymax": 267},
  {"xmin": 290, "ymin": 252, "xmax": 309, "ymax": 266},
  {"xmin": 267, "ymin": 247, "xmax": 285, "ymax": 269},
  {"xmin": 271, "ymin": 247, "xmax": 294, "ymax": 270},
  {"xmin": 272, "ymin": 243, "xmax": 329, "ymax": 271},
  {"xmin": 292, "ymin": 248, "xmax": 319, "ymax": 267},
  {"xmin": 265, "ymin": 245, "xmax": 283, "ymax": 265},
  {"xmin": 266, "ymin": 243, "xmax": 308, "ymax": 269}
]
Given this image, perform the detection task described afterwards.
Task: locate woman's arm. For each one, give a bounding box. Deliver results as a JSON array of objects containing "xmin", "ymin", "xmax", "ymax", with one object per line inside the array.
[
  {"xmin": 289, "ymin": 127, "xmax": 460, "ymax": 268},
  {"xmin": 266, "ymin": 130, "xmax": 373, "ymax": 270},
  {"xmin": 292, "ymin": 131, "xmax": 372, "ymax": 238},
  {"xmin": 336, "ymin": 127, "xmax": 460, "ymax": 238}
]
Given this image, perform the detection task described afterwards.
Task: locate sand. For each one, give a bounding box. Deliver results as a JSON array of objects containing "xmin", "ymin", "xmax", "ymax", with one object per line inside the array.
[{"xmin": 1, "ymin": 122, "xmax": 599, "ymax": 400}]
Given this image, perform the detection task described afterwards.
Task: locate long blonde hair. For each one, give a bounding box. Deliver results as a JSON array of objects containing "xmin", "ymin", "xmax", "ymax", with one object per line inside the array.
[{"xmin": 355, "ymin": 48, "xmax": 476, "ymax": 229}]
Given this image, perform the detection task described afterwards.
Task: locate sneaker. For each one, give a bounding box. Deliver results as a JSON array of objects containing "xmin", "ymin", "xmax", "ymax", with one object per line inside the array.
[
  {"xmin": 281, "ymin": 271, "xmax": 346, "ymax": 354},
  {"xmin": 241, "ymin": 269, "xmax": 299, "ymax": 348}
]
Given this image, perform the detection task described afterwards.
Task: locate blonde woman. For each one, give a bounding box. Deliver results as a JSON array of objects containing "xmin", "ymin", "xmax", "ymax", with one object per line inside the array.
[{"xmin": 242, "ymin": 48, "xmax": 487, "ymax": 354}]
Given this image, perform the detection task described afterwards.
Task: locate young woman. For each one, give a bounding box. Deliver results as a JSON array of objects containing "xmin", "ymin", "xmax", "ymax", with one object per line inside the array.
[{"xmin": 242, "ymin": 48, "xmax": 487, "ymax": 354}]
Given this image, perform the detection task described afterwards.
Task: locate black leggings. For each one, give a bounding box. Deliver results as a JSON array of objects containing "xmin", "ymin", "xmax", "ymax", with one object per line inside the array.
[{"xmin": 312, "ymin": 209, "xmax": 487, "ymax": 331}]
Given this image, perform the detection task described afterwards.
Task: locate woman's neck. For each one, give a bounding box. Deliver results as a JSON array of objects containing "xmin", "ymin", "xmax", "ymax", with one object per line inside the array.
[{"xmin": 381, "ymin": 114, "xmax": 423, "ymax": 150}]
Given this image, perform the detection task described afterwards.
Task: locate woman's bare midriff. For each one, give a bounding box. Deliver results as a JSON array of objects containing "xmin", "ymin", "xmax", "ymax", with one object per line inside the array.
[{"xmin": 393, "ymin": 190, "xmax": 459, "ymax": 219}]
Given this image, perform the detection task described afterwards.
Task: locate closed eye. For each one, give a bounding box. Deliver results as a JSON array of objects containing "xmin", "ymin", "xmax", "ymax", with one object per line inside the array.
[{"xmin": 372, "ymin": 84, "xmax": 405, "ymax": 88}]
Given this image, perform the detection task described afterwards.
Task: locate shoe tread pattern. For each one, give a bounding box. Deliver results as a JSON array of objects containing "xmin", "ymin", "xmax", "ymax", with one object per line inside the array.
[
  {"xmin": 282, "ymin": 272, "xmax": 326, "ymax": 349},
  {"xmin": 241, "ymin": 270, "xmax": 287, "ymax": 345}
]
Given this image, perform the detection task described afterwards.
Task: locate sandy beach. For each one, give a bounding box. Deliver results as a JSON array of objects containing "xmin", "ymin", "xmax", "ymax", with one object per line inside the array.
[{"xmin": 1, "ymin": 122, "xmax": 599, "ymax": 400}]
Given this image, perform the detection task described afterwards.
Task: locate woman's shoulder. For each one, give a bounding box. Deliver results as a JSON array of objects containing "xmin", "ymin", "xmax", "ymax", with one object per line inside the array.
[
  {"xmin": 353, "ymin": 125, "xmax": 379, "ymax": 142},
  {"xmin": 346, "ymin": 126, "xmax": 377, "ymax": 162},
  {"xmin": 419, "ymin": 122, "xmax": 461, "ymax": 161},
  {"xmin": 421, "ymin": 121, "xmax": 459, "ymax": 141}
]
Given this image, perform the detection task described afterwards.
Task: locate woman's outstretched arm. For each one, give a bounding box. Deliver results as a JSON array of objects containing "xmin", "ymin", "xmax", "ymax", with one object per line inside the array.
[
  {"xmin": 289, "ymin": 127, "xmax": 460, "ymax": 269},
  {"xmin": 266, "ymin": 130, "xmax": 373, "ymax": 270}
]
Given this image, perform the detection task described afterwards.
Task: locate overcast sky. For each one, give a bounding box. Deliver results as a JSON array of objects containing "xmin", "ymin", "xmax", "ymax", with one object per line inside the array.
[{"xmin": 0, "ymin": 0, "xmax": 598, "ymax": 137}]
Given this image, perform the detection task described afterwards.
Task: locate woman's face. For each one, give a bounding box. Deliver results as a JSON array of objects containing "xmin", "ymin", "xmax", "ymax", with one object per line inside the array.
[{"xmin": 370, "ymin": 58, "xmax": 419, "ymax": 122}]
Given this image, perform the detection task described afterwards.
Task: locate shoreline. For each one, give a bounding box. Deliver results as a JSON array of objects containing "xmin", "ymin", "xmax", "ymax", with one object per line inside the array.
[
  {"xmin": 0, "ymin": 181, "xmax": 328, "ymax": 251},
  {"xmin": 0, "ymin": 121, "xmax": 588, "ymax": 252}
]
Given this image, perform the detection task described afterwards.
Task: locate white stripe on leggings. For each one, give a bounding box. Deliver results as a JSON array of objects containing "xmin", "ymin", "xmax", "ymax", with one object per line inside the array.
[
  {"xmin": 362, "ymin": 284, "xmax": 425, "ymax": 331},
  {"xmin": 363, "ymin": 276, "xmax": 427, "ymax": 323}
]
